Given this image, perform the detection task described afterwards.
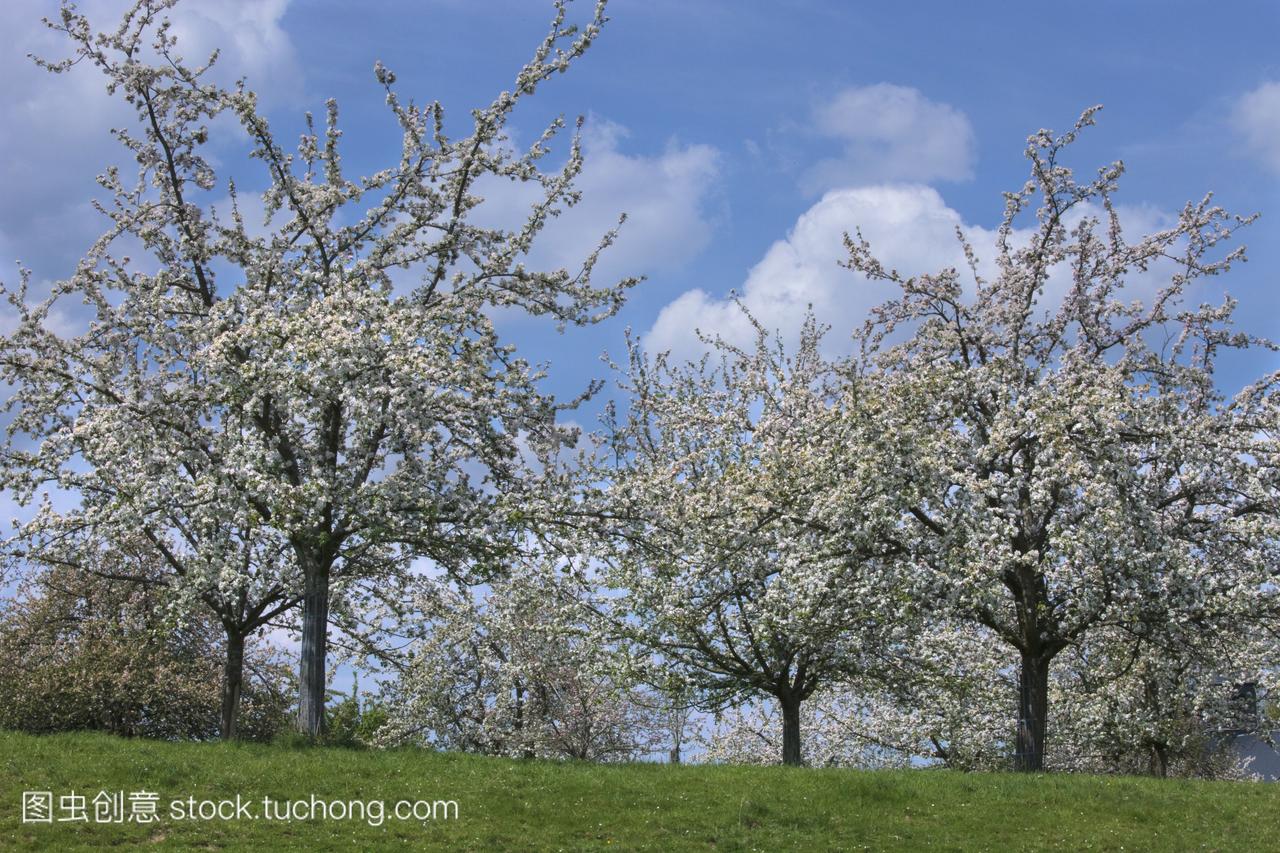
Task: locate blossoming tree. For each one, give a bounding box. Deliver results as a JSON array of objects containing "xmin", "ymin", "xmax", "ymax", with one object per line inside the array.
[
  {"xmin": 379, "ymin": 559, "xmax": 664, "ymax": 761},
  {"xmin": 844, "ymin": 108, "xmax": 1280, "ymax": 771},
  {"xmin": 586, "ymin": 314, "xmax": 917, "ymax": 765},
  {"xmin": 0, "ymin": 0, "xmax": 632, "ymax": 737}
]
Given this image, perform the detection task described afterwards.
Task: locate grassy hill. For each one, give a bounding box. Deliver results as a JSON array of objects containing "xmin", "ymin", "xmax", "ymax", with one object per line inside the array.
[{"xmin": 1, "ymin": 731, "xmax": 1277, "ymax": 851}]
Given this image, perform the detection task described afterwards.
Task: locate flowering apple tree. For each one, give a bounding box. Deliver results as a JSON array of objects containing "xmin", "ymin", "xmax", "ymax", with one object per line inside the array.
[
  {"xmin": 378, "ymin": 559, "xmax": 665, "ymax": 762},
  {"xmin": 584, "ymin": 313, "xmax": 917, "ymax": 765},
  {"xmin": 843, "ymin": 107, "xmax": 1280, "ymax": 771},
  {"xmin": 0, "ymin": 0, "xmax": 632, "ymax": 737}
]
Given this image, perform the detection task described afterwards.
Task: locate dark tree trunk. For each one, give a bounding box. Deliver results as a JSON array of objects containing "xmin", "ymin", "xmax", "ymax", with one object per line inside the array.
[
  {"xmin": 1150, "ymin": 742, "xmax": 1169, "ymax": 778},
  {"xmin": 1015, "ymin": 651, "xmax": 1050, "ymax": 772},
  {"xmin": 296, "ymin": 560, "xmax": 330, "ymax": 737},
  {"xmin": 780, "ymin": 693, "xmax": 803, "ymax": 766},
  {"xmin": 514, "ymin": 680, "xmax": 535, "ymax": 759},
  {"xmin": 220, "ymin": 631, "xmax": 246, "ymax": 740}
]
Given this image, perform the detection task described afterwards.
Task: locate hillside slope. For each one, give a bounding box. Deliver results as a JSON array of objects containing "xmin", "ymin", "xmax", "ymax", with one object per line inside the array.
[{"xmin": 1, "ymin": 732, "xmax": 1276, "ymax": 850}]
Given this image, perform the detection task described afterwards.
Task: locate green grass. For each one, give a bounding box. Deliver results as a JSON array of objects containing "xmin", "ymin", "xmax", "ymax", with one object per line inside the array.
[{"xmin": 0, "ymin": 731, "xmax": 1276, "ymax": 851}]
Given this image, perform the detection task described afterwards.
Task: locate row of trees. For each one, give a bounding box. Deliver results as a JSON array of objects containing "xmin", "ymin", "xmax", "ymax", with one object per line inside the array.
[
  {"xmin": 366, "ymin": 108, "xmax": 1280, "ymax": 772},
  {"xmin": 1, "ymin": 0, "xmax": 1277, "ymax": 775},
  {"xmin": 549, "ymin": 108, "xmax": 1277, "ymax": 771}
]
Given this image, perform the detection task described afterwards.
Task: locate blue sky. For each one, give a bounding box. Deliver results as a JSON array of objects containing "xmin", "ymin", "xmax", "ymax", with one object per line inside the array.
[
  {"xmin": 1, "ymin": 0, "xmax": 1279, "ymax": 498},
  {"xmin": 3, "ymin": 0, "xmax": 1278, "ymax": 406}
]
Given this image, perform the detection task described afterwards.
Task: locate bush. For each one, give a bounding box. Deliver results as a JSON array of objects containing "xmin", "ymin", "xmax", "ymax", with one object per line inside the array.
[{"xmin": 0, "ymin": 562, "xmax": 292, "ymax": 741}]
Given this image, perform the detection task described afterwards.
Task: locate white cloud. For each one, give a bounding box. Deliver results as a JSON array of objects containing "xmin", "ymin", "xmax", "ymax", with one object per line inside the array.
[
  {"xmin": 645, "ymin": 185, "xmax": 986, "ymax": 361},
  {"xmin": 644, "ymin": 185, "xmax": 1180, "ymax": 363},
  {"xmin": 1231, "ymin": 81, "xmax": 1280, "ymax": 175},
  {"xmin": 164, "ymin": 0, "xmax": 301, "ymax": 101},
  {"xmin": 478, "ymin": 118, "xmax": 721, "ymax": 287},
  {"xmin": 578, "ymin": 122, "xmax": 721, "ymax": 270},
  {"xmin": 0, "ymin": 0, "xmax": 299, "ymax": 282},
  {"xmin": 801, "ymin": 84, "xmax": 975, "ymax": 194}
]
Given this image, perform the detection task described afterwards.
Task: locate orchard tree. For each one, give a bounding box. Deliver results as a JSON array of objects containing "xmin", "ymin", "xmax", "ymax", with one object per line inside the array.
[
  {"xmin": 700, "ymin": 622, "xmax": 1013, "ymax": 770},
  {"xmin": 844, "ymin": 107, "xmax": 1280, "ymax": 771},
  {"xmin": 699, "ymin": 693, "xmax": 911, "ymax": 768},
  {"xmin": 0, "ymin": 0, "xmax": 633, "ymax": 737},
  {"xmin": 586, "ymin": 313, "xmax": 915, "ymax": 766},
  {"xmin": 5, "ymin": 525, "xmax": 298, "ymax": 740},
  {"xmin": 1050, "ymin": 615, "xmax": 1278, "ymax": 778},
  {"xmin": 0, "ymin": 546, "xmax": 292, "ymax": 741},
  {"xmin": 831, "ymin": 621, "xmax": 1015, "ymax": 771},
  {"xmin": 379, "ymin": 561, "xmax": 663, "ymax": 762}
]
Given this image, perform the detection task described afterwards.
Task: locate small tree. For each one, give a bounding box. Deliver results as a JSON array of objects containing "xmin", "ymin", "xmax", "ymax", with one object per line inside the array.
[
  {"xmin": 6, "ymin": 522, "xmax": 301, "ymax": 740},
  {"xmin": 323, "ymin": 676, "xmax": 390, "ymax": 748},
  {"xmin": 380, "ymin": 563, "xmax": 661, "ymax": 762},
  {"xmin": 1, "ymin": 0, "xmax": 633, "ymax": 737},
  {"xmin": 700, "ymin": 621, "xmax": 1014, "ymax": 770},
  {"xmin": 1050, "ymin": 618, "xmax": 1277, "ymax": 778},
  {"xmin": 845, "ymin": 107, "xmax": 1279, "ymax": 771},
  {"xmin": 586, "ymin": 313, "xmax": 914, "ymax": 765},
  {"xmin": 0, "ymin": 551, "xmax": 292, "ymax": 741}
]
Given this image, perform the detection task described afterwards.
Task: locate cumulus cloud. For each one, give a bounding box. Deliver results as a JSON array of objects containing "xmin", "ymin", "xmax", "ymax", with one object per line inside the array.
[
  {"xmin": 801, "ymin": 84, "xmax": 976, "ymax": 194},
  {"xmin": 644, "ymin": 185, "xmax": 983, "ymax": 360},
  {"xmin": 644, "ymin": 186, "xmax": 1179, "ymax": 363},
  {"xmin": 1231, "ymin": 81, "xmax": 1280, "ymax": 175},
  {"xmin": 478, "ymin": 118, "xmax": 721, "ymax": 287},
  {"xmin": 166, "ymin": 0, "xmax": 300, "ymax": 94},
  {"xmin": 0, "ymin": 0, "xmax": 300, "ymax": 284}
]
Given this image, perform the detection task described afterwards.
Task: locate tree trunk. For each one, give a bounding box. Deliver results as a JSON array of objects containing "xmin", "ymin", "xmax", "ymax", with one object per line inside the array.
[
  {"xmin": 1150, "ymin": 742, "xmax": 1169, "ymax": 778},
  {"xmin": 780, "ymin": 693, "xmax": 803, "ymax": 766},
  {"xmin": 296, "ymin": 561, "xmax": 330, "ymax": 737},
  {"xmin": 220, "ymin": 631, "xmax": 246, "ymax": 740},
  {"xmin": 1015, "ymin": 651, "xmax": 1050, "ymax": 772},
  {"xmin": 514, "ymin": 680, "xmax": 535, "ymax": 759}
]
